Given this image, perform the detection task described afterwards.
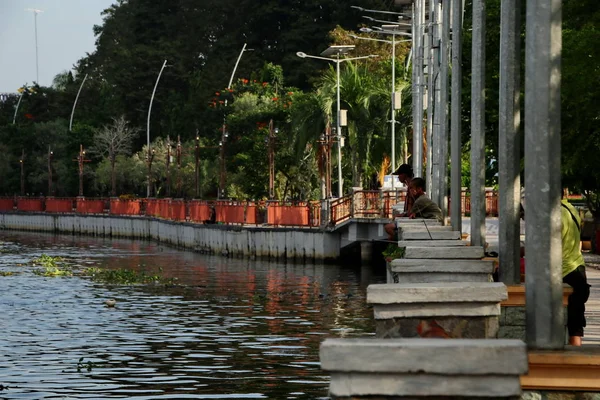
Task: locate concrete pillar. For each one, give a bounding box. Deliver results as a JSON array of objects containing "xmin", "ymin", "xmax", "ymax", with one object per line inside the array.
[
  {"xmin": 426, "ymin": 0, "xmax": 435, "ymax": 196},
  {"xmin": 431, "ymin": 0, "xmax": 442, "ymax": 205},
  {"xmin": 450, "ymin": 0, "xmax": 463, "ymax": 232},
  {"xmin": 438, "ymin": 0, "xmax": 451, "ymax": 220},
  {"xmin": 524, "ymin": 0, "xmax": 563, "ymax": 349},
  {"xmin": 360, "ymin": 241, "xmax": 373, "ymax": 264},
  {"xmin": 498, "ymin": 0, "xmax": 522, "ymax": 285},
  {"xmin": 470, "ymin": 0, "xmax": 486, "ymax": 247},
  {"xmin": 412, "ymin": 0, "xmax": 424, "ymax": 178}
]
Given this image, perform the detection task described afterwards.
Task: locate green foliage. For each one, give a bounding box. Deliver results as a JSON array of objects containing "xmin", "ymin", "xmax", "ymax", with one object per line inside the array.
[
  {"xmin": 82, "ymin": 267, "xmax": 177, "ymax": 285},
  {"xmin": 382, "ymin": 244, "xmax": 405, "ymax": 260},
  {"xmin": 31, "ymin": 254, "xmax": 73, "ymax": 277}
]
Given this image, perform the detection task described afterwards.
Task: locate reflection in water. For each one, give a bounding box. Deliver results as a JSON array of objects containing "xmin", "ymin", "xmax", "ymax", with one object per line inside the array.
[{"xmin": 0, "ymin": 231, "xmax": 384, "ymax": 399}]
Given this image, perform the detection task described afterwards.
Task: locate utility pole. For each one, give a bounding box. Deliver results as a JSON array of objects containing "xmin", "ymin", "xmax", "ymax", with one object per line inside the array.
[
  {"xmin": 267, "ymin": 120, "xmax": 277, "ymax": 200},
  {"xmin": 19, "ymin": 150, "xmax": 25, "ymax": 195},
  {"xmin": 73, "ymin": 144, "xmax": 90, "ymax": 196},
  {"xmin": 47, "ymin": 146, "xmax": 53, "ymax": 196},
  {"xmin": 26, "ymin": 8, "xmax": 43, "ymax": 84},
  {"xmin": 195, "ymin": 131, "xmax": 200, "ymax": 198},
  {"xmin": 176, "ymin": 135, "xmax": 182, "ymax": 197},
  {"xmin": 166, "ymin": 136, "xmax": 171, "ymax": 197}
]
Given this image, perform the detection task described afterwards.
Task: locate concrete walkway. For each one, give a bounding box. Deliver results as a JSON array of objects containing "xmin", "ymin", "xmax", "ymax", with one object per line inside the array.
[{"xmin": 584, "ymin": 253, "xmax": 600, "ymax": 345}]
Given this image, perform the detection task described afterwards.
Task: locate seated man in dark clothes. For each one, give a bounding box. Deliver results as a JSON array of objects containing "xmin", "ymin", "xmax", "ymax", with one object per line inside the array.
[{"xmin": 407, "ymin": 177, "xmax": 442, "ymax": 222}]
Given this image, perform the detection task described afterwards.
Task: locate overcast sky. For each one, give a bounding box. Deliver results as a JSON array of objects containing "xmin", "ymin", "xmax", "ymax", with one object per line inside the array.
[{"xmin": 0, "ymin": 0, "xmax": 115, "ymax": 92}]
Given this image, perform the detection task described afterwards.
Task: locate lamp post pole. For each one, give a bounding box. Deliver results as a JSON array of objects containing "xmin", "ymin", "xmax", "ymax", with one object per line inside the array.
[
  {"xmin": 267, "ymin": 120, "xmax": 277, "ymax": 200},
  {"xmin": 74, "ymin": 144, "xmax": 90, "ymax": 197},
  {"xmin": 296, "ymin": 49, "xmax": 378, "ymax": 197},
  {"xmin": 195, "ymin": 133, "xmax": 200, "ymax": 198},
  {"xmin": 20, "ymin": 150, "xmax": 25, "ymax": 196},
  {"xmin": 176, "ymin": 135, "xmax": 182, "ymax": 197},
  {"xmin": 147, "ymin": 59, "xmax": 168, "ymax": 198},
  {"xmin": 166, "ymin": 135, "xmax": 171, "ymax": 197},
  {"xmin": 69, "ymin": 74, "xmax": 88, "ymax": 132},
  {"xmin": 26, "ymin": 8, "xmax": 43, "ymax": 84},
  {"xmin": 47, "ymin": 146, "xmax": 53, "ymax": 196}
]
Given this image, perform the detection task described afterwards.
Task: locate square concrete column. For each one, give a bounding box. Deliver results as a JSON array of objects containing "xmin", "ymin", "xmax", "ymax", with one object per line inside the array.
[
  {"xmin": 320, "ymin": 338, "xmax": 528, "ymax": 399},
  {"xmin": 470, "ymin": 0, "xmax": 486, "ymax": 247},
  {"xmin": 498, "ymin": 0, "xmax": 522, "ymax": 285},
  {"xmin": 450, "ymin": 0, "xmax": 464, "ymax": 232},
  {"xmin": 524, "ymin": 0, "xmax": 563, "ymax": 349}
]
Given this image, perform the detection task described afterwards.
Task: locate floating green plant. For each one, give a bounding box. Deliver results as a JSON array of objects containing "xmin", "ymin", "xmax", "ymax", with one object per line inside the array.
[
  {"xmin": 82, "ymin": 267, "xmax": 177, "ymax": 285},
  {"xmin": 0, "ymin": 271, "xmax": 15, "ymax": 276},
  {"xmin": 31, "ymin": 254, "xmax": 72, "ymax": 277}
]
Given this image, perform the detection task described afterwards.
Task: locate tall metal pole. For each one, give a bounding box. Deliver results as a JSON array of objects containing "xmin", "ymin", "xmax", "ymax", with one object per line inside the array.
[
  {"xmin": 47, "ymin": 146, "xmax": 53, "ymax": 196},
  {"xmin": 426, "ymin": 0, "xmax": 435, "ymax": 195},
  {"xmin": 268, "ymin": 120, "xmax": 276, "ymax": 200},
  {"xmin": 195, "ymin": 132, "xmax": 200, "ymax": 198},
  {"xmin": 438, "ymin": 0, "xmax": 450, "ymax": 220},
  {"xmin": 498, "ymin": 0, "xmax": 522, "ymax": 285},
  {"xmin": 412, "ymin": 0, "xmax": 424, "ymax": 178},
  {"xmin": 431, "ymin": 0, "xmax": 442, "ymax": 204},
  {"xmin": 524, "ymin": 0, "xmax": 563, "ymax": 349},
  {"xmin": 450, "ymin": 0, "xmax": 464, "ymax": 231},
  {"xmin": 69, "ymin": 74, "xmax": 88, "ymax": 132},
  {"xmin": 20, "ymin": 149, "xmax": 25, "ymax": 196},
  {"xmin": 13, "ymin": 93, "xmax": 24, "ymax": 124},
  {"xmin": 147, "ymin": 59, "xmax": 168, "ymax": 198},
  {"xmin": 391, "ymin": 33, "xmax": 396, "ymax": 174},
  {"xmin": 336, "ymin": 56, "xmax": 343, "ymax": 197},
  {"xmin": 470, "ymin": 0, "xmax": 486, "ymax": 247}
]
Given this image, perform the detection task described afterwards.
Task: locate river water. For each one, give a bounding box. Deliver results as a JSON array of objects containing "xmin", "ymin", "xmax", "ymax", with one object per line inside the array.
[{"xmin": 0, "ymin": 231, "xmax": 384, "ymax": 399}]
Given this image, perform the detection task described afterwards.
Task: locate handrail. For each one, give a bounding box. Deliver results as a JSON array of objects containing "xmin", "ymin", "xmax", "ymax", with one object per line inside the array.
[{"xmin": 0, "ymin": 191, "xmax": 500, "ymax": 226}]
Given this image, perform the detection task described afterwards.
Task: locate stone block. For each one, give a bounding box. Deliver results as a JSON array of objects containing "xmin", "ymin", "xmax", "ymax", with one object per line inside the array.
[
  {"xmin": 368, "ymin": 282, "xmax": 507, "ymax": 305},
  {"xmin": 505, "ymin": 306, "xmax": 527, "ymax": 326},
  {"xmin": 388, "ymin": 259, "xmax": 494, "ymax": 284},
  {"xmin": 320, "ymin": 338, "xmax": 528, "ymax": 398},
  {"xmin": 397, "ymin": 239, "xmax": 468, "ymax": 247},
  {"xmin": 396, "ymin": 218, "xmax": 443, "ymax": 226},
  {"xmin": 367, "ymin": 282, "xmax": 506, "ymax": 339},
  {"xmin": 376, "ymin": 315, "xmax": 499, "ymax": 339},
  {"xmin": 498, "ymin": 325, "xmax": 526, "ymax": 341},
  {"xmin": 404, "ymin": 246, "xmax": 485, "ymax": 259},
  {"xmin": 400, "ymin": 229, "xmax": 462, "ymax": 240}
]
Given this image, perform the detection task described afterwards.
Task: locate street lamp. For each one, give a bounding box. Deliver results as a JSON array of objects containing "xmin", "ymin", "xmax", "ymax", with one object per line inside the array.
[
  {"xmin": 296, "ymin": 47, "xmax": 378, "ymax": 197},
  {"xmin": 176, "ymin": 135, "xmax": 182, "ymax": 197},
  {"xmin": 147, "ymin": 59, "xmax": 168, "ymax": 197},
  {"xmin": 73, "ymin": 144, "xmax": 90, "ymax": 196},
  {"xmin": 218, "ymin": 129, "xmax": 230, "ymax": 199},
  {"xmin": 166, "ymin": 135, "xmax": 172, "ymax": 197},
  {"xmin": 316, "ymin": 125, "xmax": 334, "ymax": 199},
  {"xmin": 47, "ymin": 146, "xmax": 53, "ymax": 196},
  {"xmin": 266, "ymin": 120, "xmax": 278, "ymax": 200},
  {"xmin": 69, "ymin": 74, "xmax": 88, "ymax": 132},
  {"xmin": 25, "ymin": 8, "xmax": 43, "ymax": 84},
  {"xmin": 19, "ymin": 150, "xmax": 25, "ymax": 196},
  {"xmin": 195, "ymin": 132, "xmax": 200, "ymax": 198},
  {"xmin": 219, "ymin": 43, "xmax": 253, "ymax": 199},
  {"xmin": 350, "ymin": 31, "xmax": 412, "ymax": 171}
]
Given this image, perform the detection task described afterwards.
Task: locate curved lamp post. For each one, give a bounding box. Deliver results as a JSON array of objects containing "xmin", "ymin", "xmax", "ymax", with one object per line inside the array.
[
  {"xmin": 219, "ymin": 43, "xmax": 253, "ymax": 199},
  {"xmin": 296, "ymin": 48, "xmax": 378, "ymax": 197},
  {"xmin": 146, "ymin": 59, "xmax": 168, "ymax": 197},
  {"xmin": 69, "ymin": 74, "xmax": 88, "ymax": 132}
]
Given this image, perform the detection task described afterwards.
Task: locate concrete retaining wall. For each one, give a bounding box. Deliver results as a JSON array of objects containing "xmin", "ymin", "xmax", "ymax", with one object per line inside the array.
[{"xmin": 0, "ymin": 212, "xmax": 341, "ymax": 262}]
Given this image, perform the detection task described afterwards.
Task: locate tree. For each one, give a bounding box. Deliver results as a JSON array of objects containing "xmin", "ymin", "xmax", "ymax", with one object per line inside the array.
[{"xmin": 90, "ymin": 116, "xmax": 138, "ymax": 196}]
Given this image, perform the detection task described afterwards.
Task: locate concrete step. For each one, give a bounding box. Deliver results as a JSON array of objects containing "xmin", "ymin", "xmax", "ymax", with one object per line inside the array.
[
  {"xmin": 400, "ymin": 230, "xmax": 462, "ymax": 240},
  {"xmin": 404, "ymin": 246, "xmax": 485, "ymax": 259},
  {"xmin": 397, "ymin": 240, "xmax": 468, "ymax": 247},
  {"xmin": 396, "ymin": 218, "xmax": 443, "ymax": 226},
  {"xmin": 320, "ymin": 338, "xmax": 527, "ymax": 398},
  {"xmin": 387, "ymin": 259, "xmax": 495, "ymax": 284}
]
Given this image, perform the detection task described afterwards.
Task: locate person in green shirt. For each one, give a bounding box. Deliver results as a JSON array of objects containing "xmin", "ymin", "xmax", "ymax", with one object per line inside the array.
[
  {"xmin": 407, "ymin": 178, "xmax": 443, "ymax": 222},
  {"xmin": 560, "ymin": 198, "xmax": 591, "ymax": 346}
]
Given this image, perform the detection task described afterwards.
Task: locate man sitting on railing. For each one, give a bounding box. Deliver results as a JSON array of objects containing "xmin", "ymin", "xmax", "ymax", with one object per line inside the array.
[
  {"xmin": 384, "ymin": 164, "xmax": 414, "ymax": 240},
  {"xmin": 384, "ymin": 177, "xmax": 442, "ymax": 240}
]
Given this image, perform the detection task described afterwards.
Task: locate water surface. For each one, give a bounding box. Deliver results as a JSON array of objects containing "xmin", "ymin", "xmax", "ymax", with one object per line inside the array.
[{"xmin": 0, "ymin": 231, "xmax": 384, "ymax": 399}]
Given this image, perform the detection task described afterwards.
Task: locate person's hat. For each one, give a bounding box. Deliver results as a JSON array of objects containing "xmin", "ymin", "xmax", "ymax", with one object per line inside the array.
[{"xmin": 392, "ymin": 164, "xmax": 413, "ymax": 176}]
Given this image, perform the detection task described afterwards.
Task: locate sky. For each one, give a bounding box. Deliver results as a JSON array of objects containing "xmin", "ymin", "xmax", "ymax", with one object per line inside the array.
[{"xmin": 0, "ymin": 0, "xmax": 115, "ymax": 92}]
